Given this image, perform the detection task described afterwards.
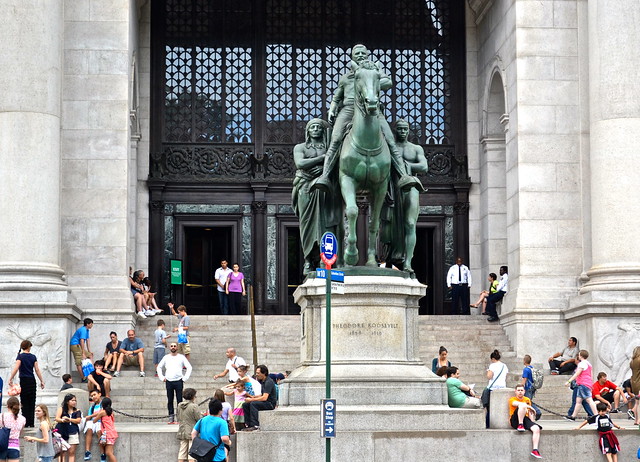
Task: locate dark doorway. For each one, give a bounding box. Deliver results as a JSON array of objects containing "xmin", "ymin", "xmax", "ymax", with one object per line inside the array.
[
  {"xmin": 286, "ymin": 227, "xmax": 304, "ymax": 315},
  {"xmin": 412, "ymin": 221, "xmax": 445, "ymax": 315},
  {"xmin": 183, "ymin": 226, "xmax": 232, "ymax": 315}
]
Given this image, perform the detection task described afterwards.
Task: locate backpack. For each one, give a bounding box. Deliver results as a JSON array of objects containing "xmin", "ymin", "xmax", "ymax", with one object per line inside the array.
[{"xmin": 531, "ymin": 366, "xmax": 544, "ymax": 390}]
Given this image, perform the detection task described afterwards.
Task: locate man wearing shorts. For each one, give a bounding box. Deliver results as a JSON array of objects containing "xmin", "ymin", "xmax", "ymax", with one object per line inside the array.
[
  {"xmin": 509, "ymin": 384, "xmax": 543, "ymax": 459},
  {"xmin": 70, "ymin": 318, "xmax": 94, "ymax": 382},
  {"xmin": 114, "ymin": 329, "xmax": 145, "ymax": 377}
]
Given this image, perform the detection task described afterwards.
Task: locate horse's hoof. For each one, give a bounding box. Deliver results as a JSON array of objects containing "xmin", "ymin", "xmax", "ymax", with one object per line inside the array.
[{"xmin": 345, "ymin": 249, "xmax": 358, "ymax": 266}]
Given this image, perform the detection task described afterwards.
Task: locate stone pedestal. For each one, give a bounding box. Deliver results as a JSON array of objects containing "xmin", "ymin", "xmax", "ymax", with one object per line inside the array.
[{"xmin": 279, "ymin": 273, "xmax": 445, "ymax": 406}]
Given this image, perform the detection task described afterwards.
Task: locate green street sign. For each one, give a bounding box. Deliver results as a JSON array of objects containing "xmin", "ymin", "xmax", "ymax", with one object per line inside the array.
[{"xmin": 170, "ymin": 259, "xmax": 183, "ymax": 285}]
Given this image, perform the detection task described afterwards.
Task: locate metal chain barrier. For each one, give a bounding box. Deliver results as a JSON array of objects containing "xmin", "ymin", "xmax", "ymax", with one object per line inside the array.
[
  {"xmin": 531, "ymin": 401, "xmax": 567, "ymax": 418},
  {"xmin": 112, "ymin": 396, "xmax": 215, "ymax": 421}
]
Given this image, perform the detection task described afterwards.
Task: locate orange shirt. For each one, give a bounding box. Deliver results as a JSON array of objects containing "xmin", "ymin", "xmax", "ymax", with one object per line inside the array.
[{"xmin": 508, "ymin": 395, "xmax": 531, "ymax": 417}]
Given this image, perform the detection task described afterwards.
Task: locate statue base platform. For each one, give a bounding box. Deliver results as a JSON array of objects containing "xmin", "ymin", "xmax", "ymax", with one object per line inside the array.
[{"xmin": 279, "ymin": 275, "xmax": 445, "ymax": 406}]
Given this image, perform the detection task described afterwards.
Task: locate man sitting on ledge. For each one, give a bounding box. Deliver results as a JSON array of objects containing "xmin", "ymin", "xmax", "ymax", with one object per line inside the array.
[
  {"xmin": 241, "ymin": 364, "xmax": 276, "ymax": 431},
  {"xmin": 114, "ymin": 329, "xmax": 146, "ymax": 377},
  {"xmin": 548, "ymin": 337, "xmax": 579, "ymax": 375},
  {"xmin": 509, "ymin": 384, "xmax": 543, "ymax": 459}
]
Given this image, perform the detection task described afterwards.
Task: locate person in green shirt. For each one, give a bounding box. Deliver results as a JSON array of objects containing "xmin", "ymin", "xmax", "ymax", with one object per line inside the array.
[{"xmin": 446, "ymin": 366, "xmax": 481, "ymax": 408}]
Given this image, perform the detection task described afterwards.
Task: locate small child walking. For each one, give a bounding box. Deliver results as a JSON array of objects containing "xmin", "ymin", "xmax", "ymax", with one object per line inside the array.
[
  {"xmin": 224, "ymin": 380, "xmax": 247, "ymax": 431},
  {"xmin": 575, "ymin": 402, "xmax": 623, "ymax": 462},
  {"xmin": 93, "ymin": 397, "xmax": 118, "ymax": 462},
  {"xmin": 153, "ymin": 319, "xmax": 170, "ymax": 374}
]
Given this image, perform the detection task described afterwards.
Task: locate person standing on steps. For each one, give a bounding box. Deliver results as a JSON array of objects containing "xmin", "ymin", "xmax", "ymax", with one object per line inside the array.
[
  {"xmin": 213, "ymin": 348, "xmax": 246, "ymax": 384},
  {"xmin": 214, "ymin": 260, "xmax": 233, "ymax": 315},
  {"xmin": 7, "ymin": 339, "xmax": 45, "ymax": 427},
  {"xmin": 486, "ymin": 266, "xmax": 508, "ymax": 322},
  {"xmin": 446, "ymin": 257, "xmax": 472, "ymax": 315},
  {"xmin": 157, "ymin": 342, "xmax": 192, "ymax": 424},
  {"xmin": 69, "ymin": 318, "xmax": 94, "ymax": 383}
]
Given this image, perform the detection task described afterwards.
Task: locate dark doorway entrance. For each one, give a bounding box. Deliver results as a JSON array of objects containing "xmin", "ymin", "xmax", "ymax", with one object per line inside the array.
[
  {"xmin": 183, "ymin": 226, "xmax": 232, "ymax": 315},
  {"xmin": 412, "ymin": 222, "xmax": 445, "ymax": 315}
]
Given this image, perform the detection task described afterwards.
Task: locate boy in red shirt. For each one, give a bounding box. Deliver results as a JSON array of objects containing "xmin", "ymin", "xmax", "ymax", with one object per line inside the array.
[
  {"xmin": 592, "ymin": 372, "xmax": 627, "ymax": 413},
  {"xmin": 509, "ymin": 384, "xmax": 543, "ymax": 459}
]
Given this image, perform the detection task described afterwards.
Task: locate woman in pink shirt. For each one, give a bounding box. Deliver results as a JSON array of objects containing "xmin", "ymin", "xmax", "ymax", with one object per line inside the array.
[
  {"xmin": 0, "ymin": 397, "xmax": 27, "ymax": 462},
  {"xmin": 565, "ymin": 349, "xmax": 598, "ymax": 419},
  {"xmin": 225, "ymin": 263, "xmax": 246, "ymax": 315}
]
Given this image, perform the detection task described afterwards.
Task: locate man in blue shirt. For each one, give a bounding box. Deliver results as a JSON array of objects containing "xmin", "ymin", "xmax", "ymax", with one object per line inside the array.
[
  {"xmin": 114, "ymin": 329, "xmax": 146, "ymax": 377},
  {"xmin": 191, "ymin": 399, "xmax": 230, "ymax": 462},
  {"xmin": 70, "ymin": 318, "xmax": 94, "ymax": 382}
]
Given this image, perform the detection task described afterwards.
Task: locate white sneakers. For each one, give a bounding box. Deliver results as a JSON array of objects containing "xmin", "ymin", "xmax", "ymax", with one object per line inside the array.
[
  {"xmin": 139, "ymin": 371, "xmax": 146, "ymax": 377},
  {"xmin": 137, "ymin": 311, "xmax": 147, "ymax": 319}
]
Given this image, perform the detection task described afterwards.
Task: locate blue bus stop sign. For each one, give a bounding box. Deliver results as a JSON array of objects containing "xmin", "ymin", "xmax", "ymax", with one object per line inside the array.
[{"xmin": 320, "ymin": 232, "xmax": 337, "ymax": 260}]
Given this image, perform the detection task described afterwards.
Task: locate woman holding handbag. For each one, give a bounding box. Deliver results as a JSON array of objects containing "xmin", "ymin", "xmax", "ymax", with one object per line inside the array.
[
  {"xmin": 7, "ymin": 340, "xmax": 45, "ymax": 427},
  {"xmin": 482, "ymin": 349, "xmax": 508, "ymax": 428},
  {"xmin": 55, "ymin": 394, "xmax": 83, "ymax": 462},
  {"xmin": 0, "ymin": 397, "xmax": 26, "ymax": 462}
]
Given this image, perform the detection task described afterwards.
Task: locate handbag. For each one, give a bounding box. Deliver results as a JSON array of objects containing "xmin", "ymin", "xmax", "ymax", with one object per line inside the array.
[
  {"xmin": 52, "ymin": 429, "xmax": 71, "ymax": 457},
  {"xmin": 0, "ymin": 414, "xmax": 11, "ymax": 453},
  {"xmin": 481, "ymin": 365, "xmax": 506, "ymax": 408},
  {"xmin": 177, "ymin": 326, "xmax": 188, "ymax": 344},
  {"xmin": 82, "ymin": 359, "xmax": 95, "ymax": 377},
  {"xmin": 189, "ymin": 436, "xmax": 221, "ymax": 462},
  {"xmin": 7, "ymin": 383, "xmax": 21, "ymax": 396}
]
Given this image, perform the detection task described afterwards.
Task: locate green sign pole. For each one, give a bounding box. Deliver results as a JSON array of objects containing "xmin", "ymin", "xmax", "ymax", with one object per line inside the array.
[{"xmin": 325, "ymin": 265, "xmax": 332, "ymax": 462}]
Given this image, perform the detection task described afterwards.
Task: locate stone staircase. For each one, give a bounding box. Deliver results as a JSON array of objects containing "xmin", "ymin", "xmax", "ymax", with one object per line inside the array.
[{"xmin": 91, "ymin": 314, "xmax": 626, "ymax": 422}]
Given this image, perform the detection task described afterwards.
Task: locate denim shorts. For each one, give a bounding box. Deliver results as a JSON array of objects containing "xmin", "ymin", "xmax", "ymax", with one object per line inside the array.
[
  {"xmin": 40, "ymin": 457, "xmax": 54, "ymax": 462},
  {"xmin": 0, "ymin": 448, "xmax": 20, "ymax": 459},
  {"xmin": 575, "ymin": 384, "xmax": 592, "ymax": 399}
]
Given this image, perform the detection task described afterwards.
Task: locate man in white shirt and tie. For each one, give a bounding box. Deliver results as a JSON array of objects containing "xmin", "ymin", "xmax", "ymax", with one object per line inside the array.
[
  {"xmin": 486, "ymin": 266, "xmax": 508, "ymax": 322},
  {"xmin": 447, "ymin": 257, "xmax": 472, "ymax": 315}
]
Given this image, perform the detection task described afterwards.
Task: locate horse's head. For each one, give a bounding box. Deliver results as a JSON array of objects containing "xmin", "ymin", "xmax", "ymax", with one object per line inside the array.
[{"xmin": 354, "ymin": 61, "xmax": 381, "ymax": 115}]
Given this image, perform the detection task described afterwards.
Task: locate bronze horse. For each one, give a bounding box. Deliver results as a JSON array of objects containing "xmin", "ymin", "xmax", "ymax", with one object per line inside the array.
[{"xmin": 339, "ymin": 61, "xmax": 391, "ymax": 266}]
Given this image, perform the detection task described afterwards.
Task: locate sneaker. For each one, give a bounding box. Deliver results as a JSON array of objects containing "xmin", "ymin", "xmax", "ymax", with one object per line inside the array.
[
  {"xmin": 610, "ymin": 408, "xmax": 619, "ymax": 414},
  {"xmin": 244, "ymin": 426, "xmax": 259, "ymax": 432},
  {"xmin": 628, "ymin": 409, "xmax": 635, "ymax": 420},
  {"xmin": 530, "ymin": 449, "xmax": 542, "ymax": 459},
  {"xmin": 563, "ymin": 415, "xmax": 575, "ymax": 421},
  {"xmin": 84, "ymin": 451, "xmax": 92, "ymax": 461},
  {"xmin": 113, "ymin": 371, "xmax": 120, "ymax": 377},
  {"xmin": 517, "ymin": 424, "xmax": 525, "ymax": 432},
  {"xmin": 153, "ymin": 308, "xmax": 163, "ymax": 313},
  {"xmin": 550, "ymin": 370, "xmax": 559, "ymax": 375},
  {"xmin": 137, "ymin": 311, "xmax": 147, "ymax": 319},
  {"xmin": 140, "ymin": 371, "xmax": 146, "ymax": 377},
  {"xmin": 144, "ymin": 310, "xmax": 156, "ymax": 317},
  {"xmin": 81, "ymin": 377, "xmax": 88, "ymax": 383},
  {"xmin": 487, "ymin": 316, "xmax": 500, "ymax": 322},
  {"xmin": 100, "ymin": 454, "xmax": 106, "ymax": 462}
]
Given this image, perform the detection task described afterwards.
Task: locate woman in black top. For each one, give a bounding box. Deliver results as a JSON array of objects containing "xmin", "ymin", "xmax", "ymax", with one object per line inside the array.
[
  {"xmin": 55, "ymin": 394, "xmax": 83, "ymax": 462},
  {"xmin": 7, "ymin": 339, "xmax": 45, "ymax": 427}
]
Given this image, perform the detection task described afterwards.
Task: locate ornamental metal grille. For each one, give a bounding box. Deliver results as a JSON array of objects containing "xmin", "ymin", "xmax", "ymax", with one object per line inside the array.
[{"xmin": 152, "ymin": 0, "xmax": 465, "ymax": 181}]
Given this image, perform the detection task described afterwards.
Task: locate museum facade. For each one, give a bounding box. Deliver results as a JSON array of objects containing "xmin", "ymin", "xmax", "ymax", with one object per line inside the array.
[{"xmin": 1, "ymin": 0, "xmax": 638, "ymax": 385}]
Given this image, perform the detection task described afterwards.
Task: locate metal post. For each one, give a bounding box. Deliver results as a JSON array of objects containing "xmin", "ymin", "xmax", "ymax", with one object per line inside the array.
[
  {"xmin": 250, "ymin": 285, "xmax": 258, "ymax": 368},
  {"xmin": 325, "ymin": 266, "xmax": 332, "ymax": 462}
]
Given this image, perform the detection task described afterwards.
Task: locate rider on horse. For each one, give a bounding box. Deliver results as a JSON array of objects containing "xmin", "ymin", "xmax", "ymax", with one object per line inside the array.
[{"xmin": 312, "ymin": 44, "xmax": 420, "ymax": 193}]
